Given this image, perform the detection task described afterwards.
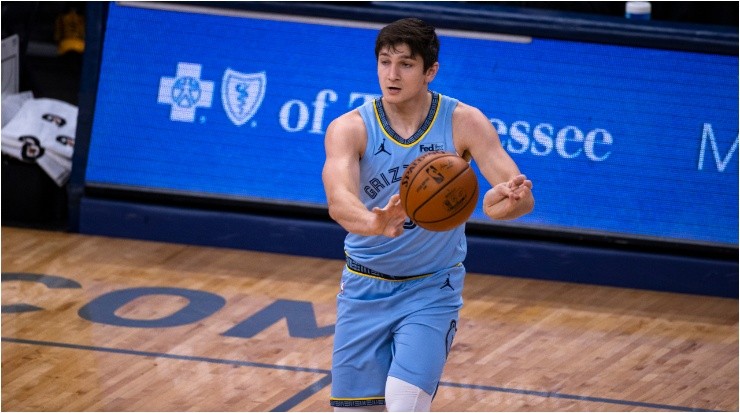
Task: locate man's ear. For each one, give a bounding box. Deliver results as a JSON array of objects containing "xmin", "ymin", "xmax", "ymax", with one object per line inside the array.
[{"xmin": 425, "ymin": 62, "xmax": 439, "ymax": 83}]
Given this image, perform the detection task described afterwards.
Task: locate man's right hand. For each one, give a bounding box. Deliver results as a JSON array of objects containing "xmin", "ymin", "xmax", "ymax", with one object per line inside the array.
[{"xmin": 371, "ymin": 194, "xmax": 407, "ymax": 237}]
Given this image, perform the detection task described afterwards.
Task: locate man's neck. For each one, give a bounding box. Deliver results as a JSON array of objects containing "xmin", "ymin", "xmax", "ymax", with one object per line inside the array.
[{"xmin": 382, "ymin": 91, "xmax": 432, "ymax": 138}]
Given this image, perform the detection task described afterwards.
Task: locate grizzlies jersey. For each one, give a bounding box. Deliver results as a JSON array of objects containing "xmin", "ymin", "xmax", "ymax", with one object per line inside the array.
[{"xmin": 345, "ymin": 91, "xmax": 467, "ymax": 276}]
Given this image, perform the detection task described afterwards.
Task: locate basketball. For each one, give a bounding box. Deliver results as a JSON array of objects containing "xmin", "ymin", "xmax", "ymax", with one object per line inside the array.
[{"xmin": 400, "ymin": 151, "xmax": 479, "ymax": 231}]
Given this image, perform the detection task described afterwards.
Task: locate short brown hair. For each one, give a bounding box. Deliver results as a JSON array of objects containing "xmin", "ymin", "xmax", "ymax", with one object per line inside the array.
[{"xmin": 375, "ymin": 18, "xmax": 439, "ymax": 72}]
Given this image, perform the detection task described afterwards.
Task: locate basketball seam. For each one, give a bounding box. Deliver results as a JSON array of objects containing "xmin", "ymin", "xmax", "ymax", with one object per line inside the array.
[
  {"xmin": 412, "ymin": 162, "xmax": 476, "ymax": 223},
  {"xmin": 401, "ymin": 152, "xmax": 449, "ymax": 213},
  {"xmin": 416, "ymin": 182, "xmax": 478, "ymax": 225}
]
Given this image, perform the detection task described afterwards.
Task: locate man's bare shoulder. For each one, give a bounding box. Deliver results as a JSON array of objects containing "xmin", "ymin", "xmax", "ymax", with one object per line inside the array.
[
  {"xmin": 452, "ymin": 101, "xmax": 494, "ymax": 141},
  {"xmin": 325, "ymin": 110, "xmax": 367, "ymax": 157},
  {"xmin": 452, "ymin": 101, "xmax": 487, "ymax": 124},
  {"xmin": 327, "ymin": 109, "xmax": 366, "ymax": 137}
]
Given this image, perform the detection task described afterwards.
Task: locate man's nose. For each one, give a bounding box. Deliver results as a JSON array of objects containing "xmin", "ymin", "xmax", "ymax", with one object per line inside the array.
[{"xmin": 387, "ymin": 64, "xmax": 400, "ymax": 80}]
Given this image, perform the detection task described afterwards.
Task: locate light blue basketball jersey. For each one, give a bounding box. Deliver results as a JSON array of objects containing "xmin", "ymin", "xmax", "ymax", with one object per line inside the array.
[{"xmin": 345, "ymin": 91, "xmax": 467, "ymax": 276}]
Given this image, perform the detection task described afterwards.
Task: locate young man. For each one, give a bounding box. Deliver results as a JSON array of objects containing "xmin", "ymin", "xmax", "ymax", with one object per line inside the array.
[{"xmin": 322, "ymin": 18, "xmax": 534, "ymax": 412}]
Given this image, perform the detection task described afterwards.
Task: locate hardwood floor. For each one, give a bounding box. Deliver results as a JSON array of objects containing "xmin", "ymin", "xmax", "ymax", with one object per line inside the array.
[{"xmin": 2, "ymin": 226, "xmax": 737, "ymax": 411}]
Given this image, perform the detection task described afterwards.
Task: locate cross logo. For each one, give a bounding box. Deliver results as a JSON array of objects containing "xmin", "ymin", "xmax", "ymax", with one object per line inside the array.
[{"xmin": 158, "ymin": 63, "xmax": 214, "ymax": 122}]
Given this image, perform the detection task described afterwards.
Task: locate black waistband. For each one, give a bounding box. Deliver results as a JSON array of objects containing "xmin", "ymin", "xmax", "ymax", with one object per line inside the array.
[{"xmin": 345, "ymin": 256, "xmax": 431, "ymax": 281}]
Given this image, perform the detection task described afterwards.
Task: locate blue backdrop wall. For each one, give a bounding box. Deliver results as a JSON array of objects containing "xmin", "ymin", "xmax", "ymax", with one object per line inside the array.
[{"xmin": 70, "ymin": 2, "xmax": 738, "ymax": 297}]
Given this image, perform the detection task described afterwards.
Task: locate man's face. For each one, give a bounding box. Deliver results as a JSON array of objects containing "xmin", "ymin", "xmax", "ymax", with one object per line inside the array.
[{"xmin": 377, "ymin": 43, "xmax": 437, "ymax": 103}]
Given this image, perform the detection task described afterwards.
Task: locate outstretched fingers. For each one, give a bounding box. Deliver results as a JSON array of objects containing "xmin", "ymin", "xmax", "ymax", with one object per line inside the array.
[{"xmin": 371, "ymin": 194, "xmax": 406, "ymax": 237}]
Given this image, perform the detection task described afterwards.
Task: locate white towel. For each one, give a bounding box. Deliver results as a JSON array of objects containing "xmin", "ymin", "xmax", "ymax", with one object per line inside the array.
[{"xmin": 1, "ymin": 98, "xmax": 78, "ymax": 186}]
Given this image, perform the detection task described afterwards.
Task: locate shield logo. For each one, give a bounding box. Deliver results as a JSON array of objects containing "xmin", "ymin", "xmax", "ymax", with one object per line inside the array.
[{"xmin": 221, "ymin": 69, "xmax": 266, "ymax": 126}]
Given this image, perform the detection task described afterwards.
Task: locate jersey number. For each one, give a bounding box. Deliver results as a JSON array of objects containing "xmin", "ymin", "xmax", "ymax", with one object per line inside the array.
[{"xmin": 403, "ymin": 219, "xmax": 417, "ymax": 230}]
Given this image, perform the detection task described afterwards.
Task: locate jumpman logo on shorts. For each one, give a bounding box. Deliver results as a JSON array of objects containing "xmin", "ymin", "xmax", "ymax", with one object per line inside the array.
[{"xmin": 440, "ymin": 275, "xmax": 454, "ymax": 291}]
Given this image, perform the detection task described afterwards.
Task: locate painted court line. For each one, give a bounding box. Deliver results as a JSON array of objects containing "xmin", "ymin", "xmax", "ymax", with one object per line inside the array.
[
  {"xmin": 2, "ymin": 336, "xmax": 329, "ymax": 374},
  {"xmin": 439, "ymin": 381, "xmax": 717, "ymax": 412},
  {"xmin": 3, "ymin": 337, "xmax": 715, "ymax": 412},
  {"xmin": 271, "ymin": 374, "xmax": 334, "ymax": 412}
]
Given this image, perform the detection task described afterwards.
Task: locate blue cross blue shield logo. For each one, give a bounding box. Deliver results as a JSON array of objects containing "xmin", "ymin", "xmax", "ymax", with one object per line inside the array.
[
  {"xmin": 221, "ymin": 69, "xmax": 266, "ymax": 126},
  {"xmin": 158, "ymin": 63, "xmax": 214, "ymax": 122}
]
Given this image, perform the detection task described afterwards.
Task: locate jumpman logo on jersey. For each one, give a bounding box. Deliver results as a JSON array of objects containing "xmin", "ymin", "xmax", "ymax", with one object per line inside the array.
[
  {"xmin": 374, "ymin": 139, "xmax": 391, "ymax": 156},
  {"xmin": 440, "ymin": 275, "xmax": 454, "ymax": 291}
]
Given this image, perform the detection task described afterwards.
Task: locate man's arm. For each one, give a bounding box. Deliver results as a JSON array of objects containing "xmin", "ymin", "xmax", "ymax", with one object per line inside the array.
[
  {"xmin": 453, "ymin": 103, "xmax": 534, "ymax": 221},
  {"xmin": 322, "ymin": 111, "xmax": 407, "ymax": 237}
]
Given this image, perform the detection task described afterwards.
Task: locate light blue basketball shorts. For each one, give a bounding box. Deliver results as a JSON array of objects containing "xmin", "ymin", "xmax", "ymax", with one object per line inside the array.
[{"xmin": 330, "ymin": 261, "xmax": 464, "ymax": 408}]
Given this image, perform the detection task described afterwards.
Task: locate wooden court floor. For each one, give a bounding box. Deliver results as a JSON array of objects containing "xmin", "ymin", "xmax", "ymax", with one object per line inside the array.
[{"xmin": 2, "ymin": 226, "xmax": 737, "ymax": 411}]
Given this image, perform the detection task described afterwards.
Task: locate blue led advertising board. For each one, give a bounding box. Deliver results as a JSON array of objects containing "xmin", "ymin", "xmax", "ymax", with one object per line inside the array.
[{"xmin": 85, "ymin": 2, "xmax": 738, "ymax": 247}]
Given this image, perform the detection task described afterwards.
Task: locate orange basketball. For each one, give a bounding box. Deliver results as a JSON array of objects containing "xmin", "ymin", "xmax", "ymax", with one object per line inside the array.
[{"xmin": 400, "ymin": 151, "xmax": 479, "ymax": 231}]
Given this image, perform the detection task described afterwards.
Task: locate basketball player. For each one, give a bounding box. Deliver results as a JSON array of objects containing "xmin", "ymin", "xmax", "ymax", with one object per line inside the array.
[{"xmin": 322, "ymin": 18, "xmax": 534, "ymax": 412}]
